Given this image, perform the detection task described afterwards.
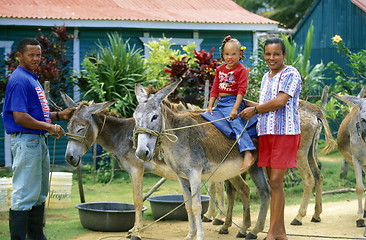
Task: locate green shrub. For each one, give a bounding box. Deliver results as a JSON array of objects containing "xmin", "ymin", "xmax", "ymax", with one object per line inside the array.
[{"xmin": 75, "ymin": 32, "xmax": 149, "ymax": 117}]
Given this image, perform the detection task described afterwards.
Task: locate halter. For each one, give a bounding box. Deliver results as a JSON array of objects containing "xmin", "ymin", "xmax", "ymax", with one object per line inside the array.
[
  {"xmin": 355, "ymin": 109, "xmax": 366, "ymax": 142},
  {"xmin": 67, "ymin": 114, "xmax": 107, "ymax": 149}
]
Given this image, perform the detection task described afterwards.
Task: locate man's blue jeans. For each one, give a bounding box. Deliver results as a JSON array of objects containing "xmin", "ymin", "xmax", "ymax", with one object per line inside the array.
[{"xmin": 10, "ymin": 133, "xmax": 50, "ymax": 211}]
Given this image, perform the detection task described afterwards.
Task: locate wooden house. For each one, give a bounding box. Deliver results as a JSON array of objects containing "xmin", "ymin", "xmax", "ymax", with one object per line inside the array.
[
  {"xmin": 292, "ymin": 0, "xmax": 366, "ymax": 84},
  {"xmin": 0, "ymin": 0, "xmax": 278, "ymax": 167}
]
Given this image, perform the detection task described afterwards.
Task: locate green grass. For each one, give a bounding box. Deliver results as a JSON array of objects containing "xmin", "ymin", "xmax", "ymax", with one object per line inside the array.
[{"xmin": 0, "ymin": 140, "xmax": 359, "ymax": 239}]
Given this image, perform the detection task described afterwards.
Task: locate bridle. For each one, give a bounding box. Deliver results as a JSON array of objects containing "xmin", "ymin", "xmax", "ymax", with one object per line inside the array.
[{"xmin": 67, "ymin": 114, "xmax": 107, "ymax": 149}]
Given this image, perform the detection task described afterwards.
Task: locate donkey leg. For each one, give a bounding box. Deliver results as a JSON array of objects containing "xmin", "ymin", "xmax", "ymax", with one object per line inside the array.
[
  {"xmin": 291, "ymin": 147, "xmax": 314, "ymax": 226},
  {"xmin": 127, "ymin": 168, "xmax": 145, "ymax": 239},
  {"xmin": 352, "ymin": 159, "xmax": 365, "ymax": 227},
  {"xmin": 247, "ymin": 163, "xmax": 270, "ymax": 239},
  {"xmin": 309, "ymin": 150, "xmax": 323, "ymax": 223},
  {"xmin": 309, "ymin": 122, "xmax": 323, "ymax": 223},
  {"xmin": 203, "ymin": 182, "xmax": 216, "ymax": 222},
  {"xmin": 178, "ymin": 177, "xmax": 197, "ymax": 240},
  {"xmin": 363, "ymin": 166, "xmax": 366, "ymax": 219},
  {"xmin": 189, "ymin": 172, "xmax": 205, "ymax": 240},
  {"xmin": 229, "ymin": 175, "xmax": 251, "ymax": 238},
  {"xmin": 213, "ymin": 181, "xmax": 226, "ymax": 225},
  {"xmin": 219, "ymin": 180, "xmax": 235, "ymax": 235}
]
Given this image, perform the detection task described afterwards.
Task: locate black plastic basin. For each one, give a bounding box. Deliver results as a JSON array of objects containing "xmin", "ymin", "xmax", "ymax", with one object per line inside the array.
[
  {"xmin": 75, "ymin": 202, "xmax": 147, "ymax": 232},
  {"xmin": 147, "ymin": 194, "xmax": 210, "ymax": 221}
]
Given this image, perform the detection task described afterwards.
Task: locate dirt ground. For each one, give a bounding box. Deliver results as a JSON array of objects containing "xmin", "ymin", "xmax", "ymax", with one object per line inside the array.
[{"xmin": 70, "ymin": 198, "xmax": 366, "ymax": 240}]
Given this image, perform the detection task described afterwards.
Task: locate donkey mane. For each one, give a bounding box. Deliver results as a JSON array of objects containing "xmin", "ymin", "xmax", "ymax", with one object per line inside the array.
[
  {"xmin": 79, "ymin": 100, "xmax": 121, "ymax": 117},
  {"xmin": 161, "ymin": 103, "xmax": 238, "ymax": 161}
]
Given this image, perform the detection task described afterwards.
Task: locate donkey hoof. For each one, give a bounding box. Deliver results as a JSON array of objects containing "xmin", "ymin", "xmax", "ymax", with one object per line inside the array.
[
  {"xmin": 202, "ymin": 216, "xmax": 212, "ymax": 222},
  {"xmin": 130, "ymin": 236, "xmax": 141, "ymax": 240},
  {"xmin": 245, "ymin": 232, "xmax": 257, "ymax": 239},
  {"xmin": 356, "ymin": 219, "xmax": 365, "ymax": 227},
  {"xmin": 311, "ymin": 216, "xmax": 321, "ymax": 223},
  {"xmin": 290, "ymin": 218, "xmax": 302, "ymax": 226},
  {"xmin": 213, "ymin": 218, "xmax": 224, "ymax": 225},
  {"xmin": 219, "ymin": 228, "xmax": 229, "ymax": 234},
  {"xmin": 235, "ymin": 231, "xmax": 247, "ymax": 238}
]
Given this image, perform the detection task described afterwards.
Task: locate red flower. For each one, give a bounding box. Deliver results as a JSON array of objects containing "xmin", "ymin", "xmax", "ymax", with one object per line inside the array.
[{"xmin": 225, "ymin": 35, "xmax": 231, "ymax": 41}]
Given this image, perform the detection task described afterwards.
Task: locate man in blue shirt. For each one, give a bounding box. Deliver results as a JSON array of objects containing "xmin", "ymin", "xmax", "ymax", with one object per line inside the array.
[{"xmin": 3, "ymin": 38, "xmax": 75, "ymax": 240}]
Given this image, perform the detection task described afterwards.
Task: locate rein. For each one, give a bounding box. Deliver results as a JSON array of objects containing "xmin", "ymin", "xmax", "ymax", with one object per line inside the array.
[{"xmin": 66, "ymin": 114, "xmax": 107, "ymax": 148}]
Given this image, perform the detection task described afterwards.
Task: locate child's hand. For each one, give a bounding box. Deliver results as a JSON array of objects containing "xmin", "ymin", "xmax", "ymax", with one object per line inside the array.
[
  {"xmin": 230, "ymin": 109, "xmax": 238, "ymax": 119},
  {"xmin": 206, "ymin": 107, "xmax": 213, "ymax": 115}
]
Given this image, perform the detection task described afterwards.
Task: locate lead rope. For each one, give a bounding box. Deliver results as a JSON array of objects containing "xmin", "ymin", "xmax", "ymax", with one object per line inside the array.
[
  {"xmin": 47, "ymin": 135, "xmax": 58, "ymax": 208},
  {"xmin": 132, "ymin": 116, "xmax": 231, "ymax": 149}
]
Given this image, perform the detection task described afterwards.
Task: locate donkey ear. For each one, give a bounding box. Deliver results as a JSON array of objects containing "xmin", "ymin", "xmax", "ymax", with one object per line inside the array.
[
  {"xmin": 60, "ymin": 91, "xmax": 78, "ymax": 108},
  {"xmin": 153, "ymin": 80, "xmax": 182, "ymax": 102},
  {"xmin": 332, "ymin": 93, "xmax": 365, "ymax": 108},
  {"xmin": 357, "ymin": 86, "xmax": 366, "ymax": 98},
  {"xmin": 135, "ymin": 84, "xmax": 149, "ymax": 103},
  {"xmin": 91, "ymin": 101, "xmax": 115, "ymax": 114}
]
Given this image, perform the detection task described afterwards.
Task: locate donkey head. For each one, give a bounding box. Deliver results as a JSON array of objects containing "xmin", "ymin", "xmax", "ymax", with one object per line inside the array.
[
  {"xmin": 64, "ymin": 95, "xmax": 114, "ymax": 167},
  {"xmin": 333, "ymin": 93, "xmax": 366, "ymax": 142},
  {"xmin": 133, "ymin": 80, "xmax": 181, "ymax": 161}
]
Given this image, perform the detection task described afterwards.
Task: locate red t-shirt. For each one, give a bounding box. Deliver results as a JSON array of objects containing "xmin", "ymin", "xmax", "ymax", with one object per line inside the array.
[{"xmin": 210, "ymin": 63, "xmax": 248, "ymax": 98}]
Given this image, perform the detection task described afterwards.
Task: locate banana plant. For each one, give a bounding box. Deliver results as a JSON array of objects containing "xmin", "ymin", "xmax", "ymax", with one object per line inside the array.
[{"xmin": 282, "ymin": 23, "xmax": 327, "ymax": 101}]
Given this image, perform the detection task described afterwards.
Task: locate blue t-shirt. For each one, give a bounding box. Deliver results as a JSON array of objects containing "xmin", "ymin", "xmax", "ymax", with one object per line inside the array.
[{"xmin": 2, "ymin": 66, "xmax": 51, "ymax": 134}]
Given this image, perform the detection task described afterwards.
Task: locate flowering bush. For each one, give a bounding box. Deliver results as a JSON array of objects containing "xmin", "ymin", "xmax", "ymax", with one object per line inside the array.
[
  {"xmin": 165, "ymin": 47, "xmax": 219, "ymax": 106},
  {"xmin": 144, "ymin": 37, "xmax": 196, "ymax": 87},
  {"xmin": 327, "ymin": 35, "xmax": 365, "ymax": 95},
  {"xmin": 323, "ymin": 35, "xmax": 365, "ymax": 130}
]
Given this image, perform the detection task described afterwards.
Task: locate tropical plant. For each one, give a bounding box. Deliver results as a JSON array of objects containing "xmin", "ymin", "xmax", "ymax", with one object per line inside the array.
[
  {"xmin": 246, "ymin": 43, "xmax": 267, "ymax": 102},
  {"xmin": 75, "ymin": 32, "xmax": 148, "ymax": 117},
  {"xmin": 282, "ymin": 23, "xmax": 327, "ymax": 102},
  {"xmin": 322, "ymin": 35, "xmax": 365, "ymax": 131},
  {"xmin": 144, "ymin": 37, "xmax": 196, "ymax": 87},
  {"xmin": 0, "ymin": 25, "xmax": 74, "ymax": 107},
  {"xmin": 324, "ymin": 97, "xmax": 350, "ymax": 131},
  {"xmin": 326, "ymin": 35, "xmax": 365, "ymax": 95},
  {"xmin": 165, "ymin": 48, "xmax": 219, "ymax": 106},
  {"xmin": 247, "ymin": 24, "xmax": 326, "ymax": 103}
]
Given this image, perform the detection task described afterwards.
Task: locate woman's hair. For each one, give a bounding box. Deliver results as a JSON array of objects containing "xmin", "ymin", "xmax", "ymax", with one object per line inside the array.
[
  {"xmin": 17, "ymin": 38, "xmax": 41, "ymax": 53},
  {"xmin": 220, "ymin": 35, "xmax": 246, "ymax": 60},
  {"xmin": 263, "ymin": 37, "xmax": 286, "ymax": 54}
]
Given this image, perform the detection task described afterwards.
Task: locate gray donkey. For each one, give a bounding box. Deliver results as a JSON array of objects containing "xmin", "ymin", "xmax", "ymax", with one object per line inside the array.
[
  {"xmin": 334, "ymin": 91, "xmax": 366, "ymax": 227},
  {"xmin": 63, "ymin": 96, "xmax": 177, "ymax": 240},
  {"xmin": 133, "ymin": 80, "xmax": 335, "ymax": 240},
  {"xmin": 133, "ymin": 80, "xmax": 269, "ymax": 240}
]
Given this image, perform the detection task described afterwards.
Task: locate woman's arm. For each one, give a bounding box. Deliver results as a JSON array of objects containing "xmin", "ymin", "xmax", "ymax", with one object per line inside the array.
[{"xmin": 239, "ymin": 92, "xmax": 290, "ymax": 119}]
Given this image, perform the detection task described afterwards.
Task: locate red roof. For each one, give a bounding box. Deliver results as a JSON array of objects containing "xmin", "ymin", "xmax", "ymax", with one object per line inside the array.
[
  {"xmin": 0, "ymin": 0, "xmax": 278, "ymax": 25},
  {"xmin": 352, "ymin": 0, "xmax": 366, "ymax": 12}
]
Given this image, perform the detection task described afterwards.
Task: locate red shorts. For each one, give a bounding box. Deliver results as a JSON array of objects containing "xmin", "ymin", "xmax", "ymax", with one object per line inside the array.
[{"xmin": 257, "ymin": 134, "xmax": 301, "ymax": 169}]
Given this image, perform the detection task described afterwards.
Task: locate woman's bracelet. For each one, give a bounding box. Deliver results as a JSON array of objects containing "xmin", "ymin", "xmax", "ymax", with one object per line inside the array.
[
  {"xmin": 56, "ymin": 112, "xmax": 60, "ymax": 121},
  {"xmin": 254, "ymin": 107, "xmax": 259, "ymax": 114}
]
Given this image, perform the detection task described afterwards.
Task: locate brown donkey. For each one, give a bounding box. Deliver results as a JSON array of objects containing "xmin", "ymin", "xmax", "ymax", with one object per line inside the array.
[{"xmin": 334, "ymin": 91, "xmax": 366, "ymax": 227}]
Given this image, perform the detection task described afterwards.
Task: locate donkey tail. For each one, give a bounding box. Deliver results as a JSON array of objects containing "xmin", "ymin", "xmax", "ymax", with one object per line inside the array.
[{"xmin": 318, "ymin": 107, "xmax": 337, "ymax": 154}]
